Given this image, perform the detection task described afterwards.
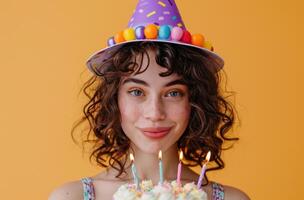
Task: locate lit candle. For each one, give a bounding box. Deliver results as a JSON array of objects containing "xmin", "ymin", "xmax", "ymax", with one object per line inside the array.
[
  {"xmin": 177, "ymin": 151, "xmax": 183, "ymax": 186},
  {"xmin": 159, "ymin": 150, "xmax": 164, "ymax": 184},
  {"xmin": 197, "ymin": 151, "xmax": 211, "ymax": 189},
  {"xmin": 130, "ymin": 153, "xmax": 140, "ymax": 189}
]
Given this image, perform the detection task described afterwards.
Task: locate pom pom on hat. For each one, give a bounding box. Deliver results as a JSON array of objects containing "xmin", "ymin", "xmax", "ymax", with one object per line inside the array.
[
  {"xmin": 191, "ymin": 34, "xmax": 205, "ymax": 47},
  {"xmin": 114, "ymin": 31, "xmax": 126, "ymax": 43},
  {"xmin": 144, "ymin": 24, "xmax": 158, "ymax": 39}
]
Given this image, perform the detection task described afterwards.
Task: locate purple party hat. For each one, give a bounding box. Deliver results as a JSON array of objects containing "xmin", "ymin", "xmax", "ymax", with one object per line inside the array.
[
  {"xmin": 86, "ymin": 0, "xmax": 224, "ymax": 75},
  {"xmin": 128, "ymin": 0, "xmax": 186, "ymax": 29}
]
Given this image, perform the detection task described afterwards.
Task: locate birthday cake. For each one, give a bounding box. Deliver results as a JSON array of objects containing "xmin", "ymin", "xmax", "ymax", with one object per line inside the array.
[{"xmin": 113, "ymin": 180, "xmax": 207, "ymax": 200}]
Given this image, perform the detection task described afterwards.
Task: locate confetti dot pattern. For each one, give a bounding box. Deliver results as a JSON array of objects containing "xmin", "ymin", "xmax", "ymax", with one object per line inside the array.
[{"xmin": 128, "ymin": 0, "xmax": 186, "ymax": 29}]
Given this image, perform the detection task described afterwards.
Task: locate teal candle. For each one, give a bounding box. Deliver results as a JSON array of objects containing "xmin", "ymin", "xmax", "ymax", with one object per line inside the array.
[
  {"xmin": 130, "ymin": 153, "xmax": 140, "ymax": 189},
  {"xmin": 159, "ymin": 150, "xmax": 164, "ymax": 184}
]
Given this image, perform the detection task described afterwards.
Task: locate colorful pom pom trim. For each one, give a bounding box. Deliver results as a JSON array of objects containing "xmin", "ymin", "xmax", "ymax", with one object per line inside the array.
[{"xmin": 107, "ymin": 24, "xmax": 214, "ymax": 52}]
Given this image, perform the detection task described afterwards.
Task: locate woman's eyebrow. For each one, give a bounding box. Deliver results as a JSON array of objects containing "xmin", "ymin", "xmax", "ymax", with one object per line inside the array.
[{"xmin": 122, "ymin": 78, "xmax": 187, "ymax": 87}]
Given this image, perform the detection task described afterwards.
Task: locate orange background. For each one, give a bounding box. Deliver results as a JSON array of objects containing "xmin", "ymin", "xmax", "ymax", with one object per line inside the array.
[{"xmin": 0, "ymin": 0, "xmax": 301, "ymax": 199}]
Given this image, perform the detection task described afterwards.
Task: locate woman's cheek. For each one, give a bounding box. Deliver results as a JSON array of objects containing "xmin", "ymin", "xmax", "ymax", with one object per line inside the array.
[
  {"xmin": 166, "ymin": 101, "xmax": 190, "ymax": 118},
  {"xmin": 119, "ymin": 98, "xmax": 141, "ymax": 120}
]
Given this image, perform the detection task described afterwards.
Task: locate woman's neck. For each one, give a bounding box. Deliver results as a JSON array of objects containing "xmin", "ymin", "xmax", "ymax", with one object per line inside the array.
[{"xmin": 129, "ymin": 143, "xmax": 180, "ymax": 184}]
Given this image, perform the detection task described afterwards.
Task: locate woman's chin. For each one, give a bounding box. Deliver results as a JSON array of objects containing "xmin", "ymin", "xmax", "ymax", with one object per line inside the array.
[{"xmin": 136, "ymin": 142, "xmax": 163, "ymax": 154}]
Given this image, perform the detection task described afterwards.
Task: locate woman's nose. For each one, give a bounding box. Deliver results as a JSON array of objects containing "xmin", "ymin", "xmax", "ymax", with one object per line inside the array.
[{"xmin": 143, "ymin": 97, "xmax": 166, "ymax": 121}]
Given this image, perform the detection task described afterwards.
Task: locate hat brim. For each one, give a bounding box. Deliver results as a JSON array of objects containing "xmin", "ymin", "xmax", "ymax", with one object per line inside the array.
[{"xmin": 86, "ymin": 39, "xmax": 224, "ymax": 75}]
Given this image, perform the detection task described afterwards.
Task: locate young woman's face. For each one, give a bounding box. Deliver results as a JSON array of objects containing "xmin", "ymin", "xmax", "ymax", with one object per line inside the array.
[{"xmin": 118, "ymin": 50, "xmax": 191, "ymax": 154}]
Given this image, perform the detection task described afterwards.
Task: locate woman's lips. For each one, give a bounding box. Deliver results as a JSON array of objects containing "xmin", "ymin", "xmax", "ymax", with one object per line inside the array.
[{"xmin": 139, "ymin": 127, "xmax": 172, "ymax": 139}]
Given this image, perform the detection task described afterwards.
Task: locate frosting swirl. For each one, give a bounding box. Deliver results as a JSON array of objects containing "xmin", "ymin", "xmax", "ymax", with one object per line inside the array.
[{"xmin": 113, "ymin": 180, "xmax": 207, "ymax": 200}]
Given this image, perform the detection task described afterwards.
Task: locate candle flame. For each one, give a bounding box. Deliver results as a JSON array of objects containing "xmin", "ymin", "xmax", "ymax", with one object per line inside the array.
[
  {"xmin": 130, "ymin": 153, "xmax": 134, "ymax": 162},
  {"xmin": 158, "ymin": 150, "xmax": 162, "ymax": 160},
  {"xmin": 179, "ymin": 151, "xmax": 183, "ymax": 160},
  {"xmin": 206, "ymin": 151, "xmax": 211, "ymax": 162}
]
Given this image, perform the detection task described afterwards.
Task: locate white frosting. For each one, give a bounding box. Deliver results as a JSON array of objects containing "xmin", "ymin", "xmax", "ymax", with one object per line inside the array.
[
  {"xmin": 158, "ymin": 191, "xmax": 175, "ymax": 200},
  {"xmin": 140, "ymin": 192, "xmax": 157, "ymax": 200},
  {"xmin": 183, "ymin": 182, "xmax": 196, "ymax": 193},
  {"xmin": 175, "ymin": 193, "xmax": 186, "ymax": 200},
  {"xmin": 113, "ymin": 184, "xmax": 137, "ymax": 200},
  {"xmin": 113, "ymin": 180, "xmax": 208, "ymax": 200},
  {"xmin": 186, "ymin": 189, "xmax": 207, "ymax": 200},
  {"xmin": 152, "ymin": 183, "xmax": 172, "ymax": 194}
]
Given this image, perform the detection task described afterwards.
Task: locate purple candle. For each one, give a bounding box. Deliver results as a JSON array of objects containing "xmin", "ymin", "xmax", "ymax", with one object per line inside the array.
[{"xmin": 197, "ymin": 151, "xmax": 211, "ymax": 189}]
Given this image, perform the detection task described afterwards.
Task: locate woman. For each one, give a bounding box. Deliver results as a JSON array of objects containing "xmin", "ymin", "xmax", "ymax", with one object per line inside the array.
[{"xmin": 48, "ymin": 42, "xmax": 250, "ymax": 200}]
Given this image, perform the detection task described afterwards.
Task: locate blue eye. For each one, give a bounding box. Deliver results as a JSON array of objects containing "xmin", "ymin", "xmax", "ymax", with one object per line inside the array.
[
  {"xmin": 128, "ymin": 89, "xmax": 144, "ymax": 96},
  {"xmin": 167, "ymin": 91, "xmax": 183, "ymax": 97},
  {"xmin": 127, "ymin": 89, "xmax": 184, "ymax": 98}
]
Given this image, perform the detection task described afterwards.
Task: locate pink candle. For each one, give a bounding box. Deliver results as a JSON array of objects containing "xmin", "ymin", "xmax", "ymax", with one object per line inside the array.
[
  {"xmin": 177, "ymin": 151, "xmax": 183, "ymax": 186},
  {"xmin": 197, "ymin": 151, "xmax": 211, "ymax": 189}
]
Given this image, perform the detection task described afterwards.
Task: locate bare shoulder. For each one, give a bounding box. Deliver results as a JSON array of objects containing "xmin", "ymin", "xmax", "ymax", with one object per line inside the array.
[
  {"xmin": 48, "ymin": 180, "xmax": 83, "ymax": 200},
  {"xmin": 223, "ymin": 184, "xmax": 250, "ymax": 200}
]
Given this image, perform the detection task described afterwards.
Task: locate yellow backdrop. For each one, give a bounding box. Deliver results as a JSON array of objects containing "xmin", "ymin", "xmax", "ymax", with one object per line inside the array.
[{"xmin": 0, "ymin": 0, "xmax": 301, "ymax": 199}]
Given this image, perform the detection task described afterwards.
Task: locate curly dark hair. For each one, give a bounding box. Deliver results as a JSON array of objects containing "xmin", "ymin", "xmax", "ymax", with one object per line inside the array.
[{"xmin": 71, "ymin": 42, "xmax": 239, "ymax": 186}]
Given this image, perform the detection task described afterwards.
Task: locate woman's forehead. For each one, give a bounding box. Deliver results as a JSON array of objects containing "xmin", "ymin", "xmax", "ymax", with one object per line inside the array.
[
  {"xmin": 130, "ymin": 50, "xmax": 180, "ymax": 77},
  {"xmin": 122, "ymin": 63, "xmax": 181, "ymax": 82},
  {"xmin": 118, "ymin": 48, "xmax": 184, "ymax": 87}
]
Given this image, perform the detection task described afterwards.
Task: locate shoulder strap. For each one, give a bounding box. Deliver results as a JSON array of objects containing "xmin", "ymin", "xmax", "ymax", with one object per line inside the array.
[
  {"xmin": 81, "ymin": 177, "xmax": 96, "ymax": 200},
  {"xmin": 212, "ymin": 182, "xmax": 225, "ymax": 200}
]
